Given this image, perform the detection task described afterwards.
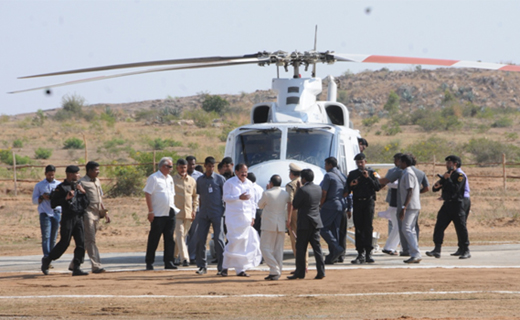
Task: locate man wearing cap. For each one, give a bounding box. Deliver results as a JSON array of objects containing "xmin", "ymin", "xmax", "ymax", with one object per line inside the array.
[
  {"xmin": 144, "ymin": 157, "xmax": 180, "ymax": 270},
  {"xmin": 32, "ymin": 165, "xmax": 62, "ymax": 263},
  {"xmin": 41, "ymin": 165, "xmax": 89, "ymax": 276},
  {"xmin": 285, "ymin": 163, "xmax": 308, "ymax": 272},
  {"xmin": 71, "ymin": 161, "xmax": 110, "ymax": 274},
  {"xmin": 426, "ymin": 155, "xmax": 471, "ymax": 259},
  {"xmin": 173, "ymin": 159, "xmax": 198, "ymax": 267},
  {"xmin": 358, "ymin": 138, "xmax": 369, "ymax": 153},
  {"xmin": 345, "ymin": 153, "xmax": 381, "ymax": 264}
]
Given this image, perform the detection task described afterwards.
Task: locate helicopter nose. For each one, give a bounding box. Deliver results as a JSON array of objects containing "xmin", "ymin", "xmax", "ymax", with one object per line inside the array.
[{"xmin": 248, "ymin": 160, "xmax": 326, "ymax": 191}]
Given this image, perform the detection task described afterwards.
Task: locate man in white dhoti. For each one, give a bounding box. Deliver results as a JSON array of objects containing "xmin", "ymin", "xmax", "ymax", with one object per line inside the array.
[
  {"xmin": 222, "ymin": 163, "xmax": 262, "ymax": 277},
  {"xmin": 258, "ymin": 175, "xmax": 289, "ymax": 280}
]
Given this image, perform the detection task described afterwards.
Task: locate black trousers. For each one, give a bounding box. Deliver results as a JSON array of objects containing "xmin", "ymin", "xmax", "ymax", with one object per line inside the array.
[
  {"xmin": 295, "ymin": 227, "xmax": 325, "ymax": 278},
  {"xmin": 338, "ymin": 210, "xmax": 348, "ymax": 258},
  {"xmin": 433, "ymin": 201, "xmax": 469, "ymax": 249},
  {"xmin": 48, "ymin": 214, "xmax": 85, "ymax": 268},
  {"xmin": 353, "ymin": 199, "xmax": 375, "ymax": 254},
  {"xmin": 253, "ymin": 209, "xmax": 262, "ymax": 237},
  {"xmin": 145, "ymin": 209, "xmax": 176, "ymax": 266},
  {"xmin": 463, "ymin": 197, "xmax": 471, "ymax": 222}
]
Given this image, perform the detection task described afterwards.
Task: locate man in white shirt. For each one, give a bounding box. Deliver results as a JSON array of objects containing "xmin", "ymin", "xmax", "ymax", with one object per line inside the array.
[
  {"xmin": 144, "ymin": 157, "xmax": 180, "ymax": 270},
  {"xmin": 222, "ymin": 163, "xmax": 262, "ymax": 276},
  {"xmin": 397, "ymin": 154, "xmax": 422, "ymax": 264},
  {"xmin": 258, "ymin": 175, "xmax": 289, "ymax": 280}
]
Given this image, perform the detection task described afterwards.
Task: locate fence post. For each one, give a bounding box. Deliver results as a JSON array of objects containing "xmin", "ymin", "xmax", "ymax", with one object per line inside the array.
[
  {"xmin": 153, "ymin": 150, "xmax": 156, "ymax": 170},
  {"xmin": 502, "ymin": 153, "xmax": 506, "ymax": 191},
  {"xmin": 432, "ymin": 154, "xmax": 436, "ymax": 183},
  {"xmin": 12, "ymin": 150, "xmax": 17, "ymax": 196},
  {"xmin": 83, "ymin": 133, "xmax": 88, "ymax": 163}
]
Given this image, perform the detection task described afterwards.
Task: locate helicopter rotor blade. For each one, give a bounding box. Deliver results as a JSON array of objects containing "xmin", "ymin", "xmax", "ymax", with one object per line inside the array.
[
  {"xmin": 312, "ymin": 25, "xmax": 318, "ymax": 77},
  {"xmin": 332, "ymin": 53, "xmax": 520, "ymax": 72},
  {"xmin": 9, "ymin": 58, "xmax": 268, "ymax": 94},
  {"xmin": 18, "ymin": 54, "xmax": 262, "ymax": 79}
]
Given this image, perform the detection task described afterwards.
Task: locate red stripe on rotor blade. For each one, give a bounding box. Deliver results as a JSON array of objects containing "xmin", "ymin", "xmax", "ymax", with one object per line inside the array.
[
  {"xmin": 362, "ymin": 55, "xmax": 458, "ymax": 66},
  {"xmin": 499, "ymin": 65, "xmax": 520, "ymax": 72}
]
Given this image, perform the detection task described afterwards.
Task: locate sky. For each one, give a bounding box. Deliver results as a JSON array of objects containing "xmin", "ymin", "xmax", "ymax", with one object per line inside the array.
[{"xmin": 1, "ymin": 0, "xmax": 520, "ymax": 116}]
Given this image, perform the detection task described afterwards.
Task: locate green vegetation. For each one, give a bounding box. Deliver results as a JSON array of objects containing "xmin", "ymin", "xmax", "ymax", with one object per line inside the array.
[
  {"xmin": 383, "ymin": 91, "xmax": 400, "ymax": 114},
  {"xmin": 407, "ymin": 136, "xmax": 459, "ymax": 163},
  {"xmin": 63, "ymin": 137, "xmax": 85, "ymax": 149},
  {"xmin": 12, "ymin": 139, "xmax": 23, "ymax": 148},
  {"xmin": 364, "ymin": 140, "xmax": 401, "ymax": 163},
  {"xmin": 183, "ymin": 109, "xmax": 219, "ymax": 128},
  {"xmin": 362, "ymin": 115, "xmax": 380, "ymax": 128},
  {"xmin": 32, "ymin": 109, "xmax": 46, "ymax": 127},
  {"xmin": 34, "ymin": 147, "xmax": 53, "ymax": 159},
  {"xmin": 0, "ymin": 149, "xmax": 31, "ymax": 165},
  {"xmin": 147, "ymin": 138, "xmax": 182, "ymax": 150},
  {"xmin": 201, "ymin": 94, "xmax": 229, "ymax": 115},
  {"xmin": 464, "ymin": 138, "xmax": 520, "ymax": 164},
  {"xmin": 129, "ymin": 150, "xmax": 179, "ymax": 176},
  {"xmin": 106, "ymin": 165, "xmax": 144, "ymax": 197},
  {"xmin": 54, "ymin": 94, "xmax": 86, "ymax": 121}
]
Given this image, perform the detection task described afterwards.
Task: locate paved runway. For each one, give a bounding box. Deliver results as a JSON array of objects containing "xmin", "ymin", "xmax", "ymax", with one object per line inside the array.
[{"xmin": 1, "ymin": 244, "xmax": 519, "ymax": 274}]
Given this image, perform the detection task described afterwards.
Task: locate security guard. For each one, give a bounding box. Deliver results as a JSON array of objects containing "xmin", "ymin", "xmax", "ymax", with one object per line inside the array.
[
  {"xmin": 286, "ymin": 163, "xmax": 308, "ymax": 272},
  {"xmin": 426, "ymin": 155, "xmax": 471, "ymax": 259},
  {"xmin": 345, "ymin": 153, "xmax": 381, "ymax": 264}
]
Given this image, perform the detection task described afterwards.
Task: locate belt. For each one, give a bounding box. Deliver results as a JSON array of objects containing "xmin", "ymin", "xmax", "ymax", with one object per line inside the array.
[{"xmin": 354, "ymin": 197, "xmax": 372, "ymax": 201}]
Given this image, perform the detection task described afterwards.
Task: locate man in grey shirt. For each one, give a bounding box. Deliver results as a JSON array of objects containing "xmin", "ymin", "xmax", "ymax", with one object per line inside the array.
[
  {"xmin": 194, "ymin": 156, "xmax": 227, "ymax": 276},
  {"xmin": 397, "ymin": 154, "xmax": 422, "ymax": 263}
]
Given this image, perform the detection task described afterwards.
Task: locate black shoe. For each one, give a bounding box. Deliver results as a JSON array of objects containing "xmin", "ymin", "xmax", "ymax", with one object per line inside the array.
[
  {"xmin": 314, "ymin": 274, "xmax": 326, "ymax": 280},
  {"xmin": 337, "ymin": 257, "xmax": 344, "ymax": 263},
  {"xmin": 41, "ymin": 257, "xmax": 51, "ymax": 275},
  {"xmin": 287, "ymin": 275, "xmax": 304, "ymax": 280},
  {"xmin": 220, "ymin": 269, "xmax": 228, "ymax": 277},
  {"xmin": 211, "ymin": 258, "xmax": 218, "ymax": 263},
  {"xmin": 365, "ymin": 255, "xmax": 375, "ymax": 263},
  {"xmin": 399, "ymin": 251, "xmax": 410, "ymax": 257},
  {"xmin": 173, "ymin": 260, "xmax": 181, "ymax": 266},
  {"xmin": 182, "ymin": 260, "xmax": 189, "ymax": 267},
  {"xmin": 404, "ymin": 257, "xmax": 422, "ymax": 264},
  {"xmin": 426, "ymin": 250, "xmax": 441, "ymax": 258},
  {"xmin": 92, "ymin": 268, "xmax": 106, "ymax": 274},
  {"xmin": 72, "ymin": 268, "xmax": 89, "ymax": 276},
  {"xmin": 459, "ymin": 251, "xmax": 471, "ymax": 259},
  {"xmin": 450, "ymin": 249, "xmax": 464, "ymax": 256},
  {"xmin": 190, "ymin": 260, "xmax": 197, "ymax": 265},
  {"xmin": 196, "ymin": 267, "xmax": 207, "ymax": 275},
  {"xmin": 264, "ymin": 274, "xmax": 280, "ymax": 280},
  {"xmin": 351, "ymin": 254, "xmax": 365, "ymax": 264},
  {"xmin": 165, "ymin": 263, "xmax": 178, "ymax": 270},
  {"xmin": 382, "ymin": 249, "xmax": 398, "ymax": 256},
  {"xmin": 146, "ymin": 264, "xmax": 154, "ymax": 271},
  {"xmin": 237, "ymin": 271, "xmax": 250, "ymax": 277}
]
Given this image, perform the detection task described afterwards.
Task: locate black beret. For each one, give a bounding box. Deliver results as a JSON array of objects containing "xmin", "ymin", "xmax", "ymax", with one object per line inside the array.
[
  {"xmin": 358, "ymin": 137, "xmax": 368, "ymax": 147},
  {"xmin": 354, "ymin": 153, "xmax": 366, "ymax": 161},
  {"xmin": 445, "ymin": 155, "xmax": 461, "ymax": 166},
  {"xmin": 65, "ymin": 165, "xmax": 80, "ymax": 173}
]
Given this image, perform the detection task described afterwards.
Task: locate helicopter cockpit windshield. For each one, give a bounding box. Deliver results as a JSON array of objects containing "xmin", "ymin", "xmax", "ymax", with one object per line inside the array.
[
  {"xmin": 235, "ymin": 129, "xmax": 282, "ymax": 167},
  {"xmin": 286, "ymin": 128, "xmax": 333, "ymax": 167}
]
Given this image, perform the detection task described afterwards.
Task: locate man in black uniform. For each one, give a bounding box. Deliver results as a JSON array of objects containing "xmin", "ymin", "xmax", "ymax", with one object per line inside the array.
[
  {"xmin": 345, "ymin": 153, "xmax": 381, "ymax": 264},
  {"xmin": 41, "ymin": 165, "xmax": 89, "ymax": 276},
  {"xmin": 426, "ymin": 155, "xmax": 471, "ymax": 259}
]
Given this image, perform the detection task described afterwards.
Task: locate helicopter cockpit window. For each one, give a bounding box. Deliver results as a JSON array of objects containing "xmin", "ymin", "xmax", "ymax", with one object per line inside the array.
[
  {"xmin": 235, "ymin": 129, "xmax": 281, "ymax": 167},
  {"xmin": 286, "ymin": 129, "xmax": 333, "ymax": 167}
]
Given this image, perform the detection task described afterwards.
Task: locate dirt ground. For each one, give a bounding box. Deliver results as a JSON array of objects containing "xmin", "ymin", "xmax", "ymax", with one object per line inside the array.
[{"xmin": 1, "ymin": 268, "xmax": 519, "ymax": 319}]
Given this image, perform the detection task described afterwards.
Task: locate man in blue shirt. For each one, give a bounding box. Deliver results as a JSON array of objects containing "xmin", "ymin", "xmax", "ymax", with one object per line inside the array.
[
  {"xmin": 194, "ymin": 156, "xmax": 227, "ymax": 276},
  {"xmin": 32, "ymin": 165, "xmax": 62, "ymax": 262}
]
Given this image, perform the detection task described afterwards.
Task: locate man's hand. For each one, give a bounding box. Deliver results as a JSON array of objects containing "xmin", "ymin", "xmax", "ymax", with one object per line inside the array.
[
  {"xmin": 347, "ymin": 210, "xmax": 352, "ymax": 219},
  {"xmin": 42, "ymin": 193, "xmax": 50, "ymax": 200},
  {"xmin": 251, "ymin": 218, "xmax": 255, "ymax": 226},
  {"xmin": 398, "ymin": 207, "xmax": 406, "ymax": 221},
  {"xmin": 350, "ymin": 179, "xmax": 359, "ymax": 187},
  {"xmin": 147, "ymin": 212, "xmax": 154, "ymax": 223},
  {"xmin": 105, "ymin": 214, "xmax": 111, "ymax": 224},
  {"xmin": 433, "ymin": 181, "xmax": 442, "ymax": 189},
  {"xmin": 66, "ymin": 190, "xmax": 75, "ymax": 200},
  {"xmin": 443, "ymin": 171, "xmax": 451, "ymax": 179},
  {"xmin": 191, "ymin": 212, "xmax": 196, "ymax": 220},
  {"xmin": 286, "ymin": 220, "xmax": 291, "ymax": 231},
  {"xmin": 76, "ymin": 184, "xmax": 86, "ymax": 194},
  {"xmin": 362, "ymin": 170, "xmax": 369, "ymax": 178},
  {"xmin": 239, "ymin": 192, "xmax": 251, "ymax": 200}
]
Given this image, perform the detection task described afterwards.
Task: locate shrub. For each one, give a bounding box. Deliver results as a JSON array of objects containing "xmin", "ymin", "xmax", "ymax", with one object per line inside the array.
[
  {"xmin": 362, "ymin": 115, "xmax": 380, "ymax": 128},
  {"xmin": 464, "ymin": 138, "xmax": 520, "ymax": 164},
  {"xmin": 381, "ymin": 122, "xmax": 401, "ymax": 136},
  {"xmin": 63, "ymin": 137, "xmax": 85, "ymax": 149},
  {"xmin": 130, "ymin": 150, "xmax": 179, "ymax": 176},
  {"xmin": 12, "ymin": 139, "xmax": 23, "ymax": 148},
  {"xmin": 417, "ymin": 113, "xmax": 462, "ymax": 131},
  {"xmin": 491, "ymin": 116, "xmax": 513, "ymax": 128},
  {"xmin": 383, "ymin": 91, "xmax": 400, "ymax": 114},
  {"xmin": 407, "ymin": 136, "xmax": 459, "ymax": 163},
  {"xmin": 0, "ymin": 149, "xmax": 32, "ymax": 165},
  {"xmin": 364, "ymin": 140, "xmax": 401, "ymax": 163},
  {"xmin": 62, "ymin": 94, "xmax": 85, "ymax": 114},
  {"xmin": 34, "ymin": 147, "xmax": 53, "ymax": 159},
  {"xmin": 201, "ymin": 94, "xmax": 229, "ymax": 115},
  {"xmin": 32, "ymin": 109, "xmax": 46, "ymax": 127},
  {"xmin": 183, "ymin": 109, "xmax": 219, "ymax": 128},
  {"xmin": 106, "ymin": 165, "xmax": 144, "ymax": 197},
  {"xmin": 148, "ymin": 138, "xmax": 182, "ymax": 150}
]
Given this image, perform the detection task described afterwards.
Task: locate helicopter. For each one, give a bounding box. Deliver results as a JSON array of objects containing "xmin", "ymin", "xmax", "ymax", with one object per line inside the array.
[{"xmin": 10, "ymin": 40, "xmax": 520, "ymax": 190}]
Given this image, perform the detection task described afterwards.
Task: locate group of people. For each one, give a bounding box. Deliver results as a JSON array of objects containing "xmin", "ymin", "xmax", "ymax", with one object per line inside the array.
[{"xmin": 34, "ymin": 146, "xmax": 471, "ymax": 279}]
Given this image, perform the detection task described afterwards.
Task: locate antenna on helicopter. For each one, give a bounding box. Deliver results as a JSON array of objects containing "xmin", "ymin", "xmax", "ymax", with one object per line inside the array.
[{"xmin": 312, "ymin": 25, "xmax": 318, "ymax": 78}]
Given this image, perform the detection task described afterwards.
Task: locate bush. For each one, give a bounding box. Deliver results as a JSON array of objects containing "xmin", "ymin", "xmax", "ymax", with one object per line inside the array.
[
  {"xmin": 106, "ymin": 165, "xmax": 144, "ymax": 197},
  {"xmin": 63, "ymin": 137, "xmax": 85, "ymax": 149},
  {"xmin": 381, "ymin": 122, "xmax": 401, "ymax": 136},
  {"xmin": 0, "ymin": 149, "xmax": 32, "ymax": 165},
  {"xmin": 201, "ymin": 94, "xmax": 229, "ymax": 115},
  {"xmin": 32, "ymin": 109, "xmax": 46, "ymax": 127},
  {"xmin": 34, "ymin": 147, "xmax": 53, "ymax": 159},
  {"xmin": 148, "ymin": 138, "xmax": 182, "ymax": 150},
  {"xmin": 364, "ymin": 140, "xmax": 401, "ymax": 163},
  {"xmin": 417, "ymin": 113, "xmax": 462, "ymax": 131},
  {"xmin": 183, "ymin": 109, "xmax": 219, "ymax": 128},
  {"xmin": 362, "ymin": 115, "xmax": 380, "ymax": 128},
  {"xmin": 383, "ymin": 91, "xmax": 400, "ymax": 114},
  {"xmin": 407, "ymin": 136, "xmax": 459, "ymax": 163},
  {"xmin": 130, "ymin": 150, "xmax": 179, "ymax": 176},
  {"xmin": 464, "ymin": 138, "xmax": 520, "ymax": 164},
  {"xmin": 62, "ymin": 94, "xmax": 85, "ymax": 114},
  {"xmin": 12, "ymin": 139, "xmax": 23, "ymax": 148},
  {"xmin": 491, "ymin": 116, "xmax": 513, "ymax": 128}
]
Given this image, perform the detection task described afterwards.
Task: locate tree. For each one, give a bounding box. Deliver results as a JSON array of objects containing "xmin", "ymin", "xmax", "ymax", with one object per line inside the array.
[
  {"xmin": 201, "ymin": 94, "xmax": 229, "ymax": 115},
  {"xmin": 383, "ymin": 91, "xmax": 400, "ymax": 114}
]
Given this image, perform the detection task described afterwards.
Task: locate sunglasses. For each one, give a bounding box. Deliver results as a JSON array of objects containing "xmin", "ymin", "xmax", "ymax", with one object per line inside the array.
[{"xmin": 164, "ymin": 165, "xmax": 173, "ymax": 168}]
